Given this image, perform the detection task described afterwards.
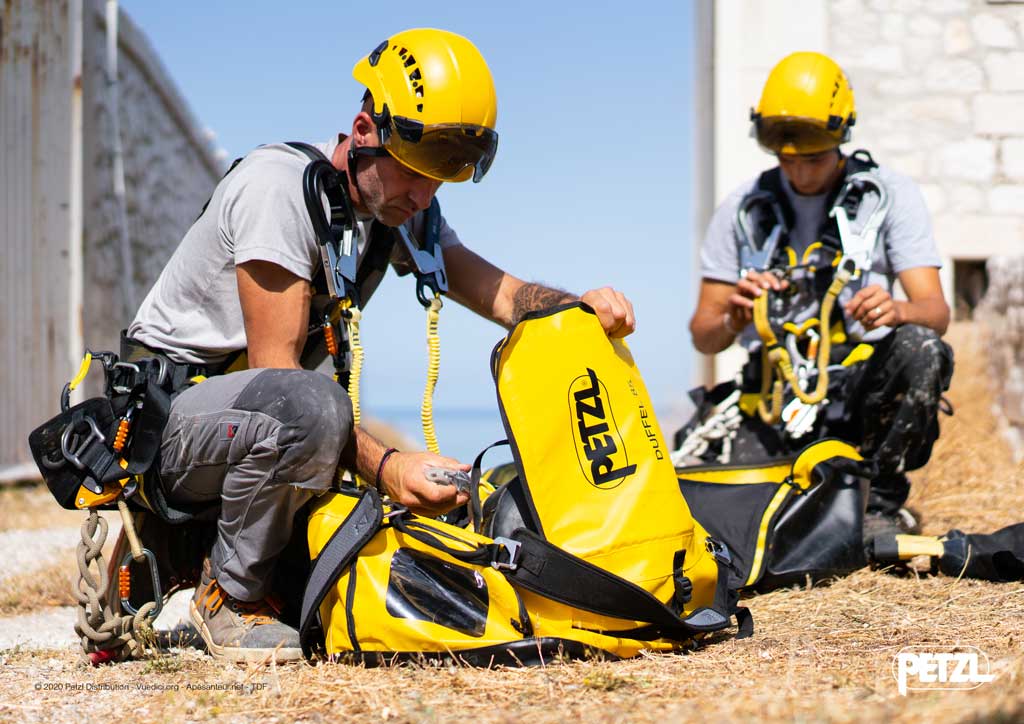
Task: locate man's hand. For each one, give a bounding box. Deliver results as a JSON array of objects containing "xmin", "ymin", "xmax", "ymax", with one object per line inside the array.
[
  {"xmin": 727, "ymin": 270, "xmax": 789, "ymax": 330},
  {"xmin": 580, "ymin": 287, "xmax": 636, "ymax": 338},
  {"xmin": 379, "ymin": 451, "xmax": 470, "ymax": 517},
  {"xmin": 844, "ymin": 284, "xmax": 899, "ymax": 331}
]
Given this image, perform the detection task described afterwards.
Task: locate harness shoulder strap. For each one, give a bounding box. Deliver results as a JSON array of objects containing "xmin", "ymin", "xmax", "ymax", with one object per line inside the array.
[{"xmin": 756, "ymin": 167, "xmax": 795, "ymax": 232}]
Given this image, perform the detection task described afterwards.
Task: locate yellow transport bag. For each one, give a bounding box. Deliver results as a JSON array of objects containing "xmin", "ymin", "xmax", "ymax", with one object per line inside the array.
[{"xmin": 299, "ymin": 304, "xmax": 748, "ymax": 664}]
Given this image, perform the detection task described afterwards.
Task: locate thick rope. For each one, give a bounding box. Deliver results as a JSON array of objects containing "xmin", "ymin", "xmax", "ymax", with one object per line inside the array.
[
  {"xmin": 73, "ymin": 510, "xmax": 155, "ymax": 664},
  {"xmin": 754, "ymin": 266, "xmax": 852, "ymax": 424},
  {"xmin": 421, "ymin": 295, "xmax": 443, "ymax": 455}
]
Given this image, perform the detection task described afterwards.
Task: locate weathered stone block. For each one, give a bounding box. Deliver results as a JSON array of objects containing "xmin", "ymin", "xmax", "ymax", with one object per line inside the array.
[
  {"xmin": 910, "ymin": 15, "xmax": 943, "ymax": 37},
  {"xmin": 974, "ymin": 94, "xmax": 1024, "ymax": 135},
  {"xmin": 990, "ymin": 185, "xmax": 1024, "ymax": 213},
  {"xmin": 944, "ymin": 17, "xmax": 974, "ymax": 55},
  {"xmin": 881, "ymin": 13, "xmax": 907, "ymax": 43},
  {"xmin": 945, "ymin": 183, "xmax": 985, "ymax": 213},
  {"xmin": 986, "ymin": 52, "xmax": 1024, "ymax": 92},
  {"xmin": 971, "ymin": 13, "xmax": 1018, "ymax": 48},
  {"xmin": 1002, "ymin": 139, "xmax": 1024, "ymax": 180},
  {"xmin": 924, "ymin": 58, "xmax": 984, "ymax": 92},
  {"xmin": 918, "ymin": 183, "xmax": 946, "ymax": 214},
  {"xmin": 935, "ymin": 138, "xmax": 997, "ymax": 181},
  {"xmin": 841, "ymin": 45, "xmax": 905, "ymax": 73}
]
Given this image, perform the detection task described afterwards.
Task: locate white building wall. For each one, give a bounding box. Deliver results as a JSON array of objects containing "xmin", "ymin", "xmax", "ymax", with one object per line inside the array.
[{"xmin": 698, "ymin": 0, "xmax": 1024, "ymax": 385}]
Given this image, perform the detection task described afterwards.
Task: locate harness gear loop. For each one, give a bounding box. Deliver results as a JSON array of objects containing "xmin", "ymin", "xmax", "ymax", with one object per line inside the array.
[{"xmin": 421, "ymin": 294, "xmax": 444, "ymax": 455}]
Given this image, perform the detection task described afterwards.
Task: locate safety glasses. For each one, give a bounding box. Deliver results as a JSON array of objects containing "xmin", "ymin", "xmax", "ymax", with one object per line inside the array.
[{"xmin": 383, "ymin": 118, "xmax": 499, "ymax": 183}]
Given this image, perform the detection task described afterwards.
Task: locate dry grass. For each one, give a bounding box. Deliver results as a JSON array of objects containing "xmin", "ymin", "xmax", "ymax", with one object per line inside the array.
[
  {"xmin": 0, "ymin": 559, "xmax": 77, "ymax": 616},
  {"xmin": 0, "ymin": 486, "xmax": 89, "ymax": 531},
  {"xmin": 2, "ymin": 322, "xmax": 1023, "ymax": 723}
]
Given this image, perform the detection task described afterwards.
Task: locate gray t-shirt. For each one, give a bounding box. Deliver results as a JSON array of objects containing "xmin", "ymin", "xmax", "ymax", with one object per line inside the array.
[
  {"xmin": 700, "ymin": 162, "xmax": 941, "ymax": 349},
  {"xmin": 128, "ymin": 136, "xmax": 462, "ymax": 365}
]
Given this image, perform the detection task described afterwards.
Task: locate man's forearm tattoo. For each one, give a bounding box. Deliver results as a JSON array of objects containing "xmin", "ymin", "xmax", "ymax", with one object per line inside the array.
[{"xmin": 512, "ymin": 283, "xmax": 577, "ymax": 323}]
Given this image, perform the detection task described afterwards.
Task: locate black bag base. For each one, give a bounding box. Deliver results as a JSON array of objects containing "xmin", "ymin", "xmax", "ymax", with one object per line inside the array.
[{"xmin": 324, "ymin": 638, "xmax": 619, "ymax": 668}]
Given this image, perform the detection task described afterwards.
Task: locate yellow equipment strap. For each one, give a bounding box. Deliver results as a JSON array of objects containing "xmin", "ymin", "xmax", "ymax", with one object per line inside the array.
[
  {"xmin": 789, "ymin": 438, "xmax": 862, "ymax": 491},
  {"xmin": 68, "ymin": 352, "xmax": 93, "ymax": 391},
  {"xmin": 745, "ymin": 484, "xmax": 793, "ymax": 587}
]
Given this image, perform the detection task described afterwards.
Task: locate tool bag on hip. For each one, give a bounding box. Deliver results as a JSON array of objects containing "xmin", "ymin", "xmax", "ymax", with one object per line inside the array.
[
  {"xmin": 299, "ymin": 303, "xmax": 749, "ymax": 664},
  {"xmin": 676, "ymin": 439, "xmax": 872, "ymax": 592}
]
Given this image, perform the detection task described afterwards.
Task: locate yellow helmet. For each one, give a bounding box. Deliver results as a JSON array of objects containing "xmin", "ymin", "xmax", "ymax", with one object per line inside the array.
[
  {"xmin": 750, "ymin": 52, "xmax": 856, "ymax": 155},
  {"xmin": 352, "ymin": 28, "xmax": 499, "ymax": 183}
]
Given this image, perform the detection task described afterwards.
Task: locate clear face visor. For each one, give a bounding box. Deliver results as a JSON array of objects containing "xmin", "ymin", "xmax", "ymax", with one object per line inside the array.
[
  {"xmin": 384, "ymin": 119, "xmax": 499, "ymax": 183},
  {"xmin": 753, "ymin": 117, "xmax": 844, "ymax": 155}
]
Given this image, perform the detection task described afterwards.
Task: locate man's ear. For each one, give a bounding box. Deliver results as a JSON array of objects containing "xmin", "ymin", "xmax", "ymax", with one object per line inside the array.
[{"xmin": 351, "ymin": 111, "xmax": 378, "ymax": 147}]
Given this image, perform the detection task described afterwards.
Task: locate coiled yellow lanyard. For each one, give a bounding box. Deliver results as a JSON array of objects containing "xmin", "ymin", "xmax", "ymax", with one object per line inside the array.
[
  {"xmin": 421, "ymin": 294, "xmax": 443, "ymax": 455},
  {"xmin": 332, "ymin": 301, "xmax": 366, "ymax": 488}
]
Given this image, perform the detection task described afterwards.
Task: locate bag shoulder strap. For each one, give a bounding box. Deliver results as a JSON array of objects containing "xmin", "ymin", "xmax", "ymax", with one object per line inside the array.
[
  {"xmin": 504, "ymin": 527, "xmax": 737, "ymax": 636},
  {"xmin": 299, "ymin": 488, "xmax": 383, "ymax": 657}
]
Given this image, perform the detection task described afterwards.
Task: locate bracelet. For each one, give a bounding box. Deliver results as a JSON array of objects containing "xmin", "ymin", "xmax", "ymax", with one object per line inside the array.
[
  {"xmin": 722, "ymin": 312, "xmax": 737, "ymax": 336},
  {"xmin": 375, "ymin": 447, "xmax": 399, "ymax": 494}
]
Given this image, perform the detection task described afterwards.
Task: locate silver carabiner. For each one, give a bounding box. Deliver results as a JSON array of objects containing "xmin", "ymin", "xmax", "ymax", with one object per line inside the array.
[
  {"xmin": 830, "ymin": 171, "xmax": 891, "ymax": 276},
  {"xmin": 118, "ymin": 548, "xmax": 163, "ymax": 619}
]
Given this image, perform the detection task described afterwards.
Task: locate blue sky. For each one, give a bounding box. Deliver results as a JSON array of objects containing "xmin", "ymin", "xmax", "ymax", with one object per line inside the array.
[{"xmin": 120, "ymin": 1, "xmax": 699, "ymax": 443}]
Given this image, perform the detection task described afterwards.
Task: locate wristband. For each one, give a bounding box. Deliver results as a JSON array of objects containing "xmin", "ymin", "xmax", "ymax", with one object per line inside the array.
[
  {"xmin": 375, "ymin": 447, "xmax": 399, "ymax": 494},
  {"xmin": 722, "ymin": 312, "xmax": 737, "ymax": 335}
]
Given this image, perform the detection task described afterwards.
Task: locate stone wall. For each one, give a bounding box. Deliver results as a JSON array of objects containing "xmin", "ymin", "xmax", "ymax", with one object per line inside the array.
[
  {"xmin": 828, "ymin": 0, "xmax": 1024, "ymax": 302},
  {"xmin": 80, "ymin": 0, "xmax": 223, "ymax": 356},
  {"xmin": 980, "ymin": 255, "xmax": 1024, "ymax": 460}
]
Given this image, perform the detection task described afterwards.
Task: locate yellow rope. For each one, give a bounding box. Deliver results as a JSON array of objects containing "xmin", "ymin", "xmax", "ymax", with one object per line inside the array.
[
  {"xmin": 753, "ymin": 264, "xmax": 853, "ymax": 423},
  {"xmin": 421, "ymin": 294, "xmax": 443, "ymax": 455}
]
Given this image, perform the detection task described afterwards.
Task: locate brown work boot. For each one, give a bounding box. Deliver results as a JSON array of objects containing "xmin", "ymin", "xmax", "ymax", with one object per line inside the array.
[{"xmin": 189, "ymin": 562, "xmax": 302, "ymax": 663}]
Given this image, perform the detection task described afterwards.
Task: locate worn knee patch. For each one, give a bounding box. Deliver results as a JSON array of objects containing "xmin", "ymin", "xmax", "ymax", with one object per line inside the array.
[
  {"xmin": 891, "ymin": 325, "xmax": 954, "ymax": 391},
  {"xmin": 234, "ymin": 369, "xmax": 353, "ymax": 488}
]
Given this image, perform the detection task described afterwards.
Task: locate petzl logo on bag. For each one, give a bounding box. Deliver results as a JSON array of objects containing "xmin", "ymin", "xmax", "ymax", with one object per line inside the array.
[
  {"xmin": 569, "ymin": 368, "xmax": 636, "ymax": 489},
  {"xmin": 892, "ymin": 646, "xmax": 995, "ymax": 696}
]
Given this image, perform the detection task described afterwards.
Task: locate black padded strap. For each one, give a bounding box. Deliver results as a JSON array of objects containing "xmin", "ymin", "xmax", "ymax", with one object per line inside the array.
[
  {"xmin": 299, "ymin": 489, "xmax": 383, "ymax": 657},
  {"xmin": 503, "ymin": 527, "xmax": 727, "ymax": 636}
]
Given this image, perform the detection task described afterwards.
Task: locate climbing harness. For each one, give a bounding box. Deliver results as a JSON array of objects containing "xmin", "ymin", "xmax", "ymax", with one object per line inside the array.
[
  {"xmin": 675, "ymin": 151, "xmax": 890, "ymax": 461},
  {"xmin": 293, "ymin": 142, "xmax": 452, "ymax": 461}
]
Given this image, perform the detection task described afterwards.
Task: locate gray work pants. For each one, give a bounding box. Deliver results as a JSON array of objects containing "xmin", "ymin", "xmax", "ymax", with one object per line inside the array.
[{"xmin": 159, "ymin": 368, "xmax": 352, "ymax": 601}]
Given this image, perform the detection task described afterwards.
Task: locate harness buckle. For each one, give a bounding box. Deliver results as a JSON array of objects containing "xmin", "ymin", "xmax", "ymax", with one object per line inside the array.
[
  {"xmin": 60, "ymin": 417, "xmax": 106, "ymax": 472},
  {"xmin": 491, "ymin": 537, "xmax": 522, "ymax": 572}
]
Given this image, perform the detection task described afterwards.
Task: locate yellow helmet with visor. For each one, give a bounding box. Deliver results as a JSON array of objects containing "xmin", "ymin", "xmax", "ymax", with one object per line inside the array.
[
  {"xmin": 751, "ymin": 52, "xmax": 856, "ymax": 156},
  {"xmin": 352, "ymin": 28, "xmax": 499, "ymax": 183}
]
